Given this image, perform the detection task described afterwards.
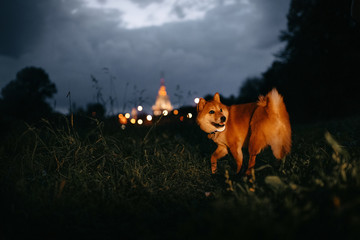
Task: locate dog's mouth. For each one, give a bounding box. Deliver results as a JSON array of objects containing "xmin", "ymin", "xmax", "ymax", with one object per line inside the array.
[{"xmin": 212, "ymin": 122, "xmax": 225, "ymax": 128}]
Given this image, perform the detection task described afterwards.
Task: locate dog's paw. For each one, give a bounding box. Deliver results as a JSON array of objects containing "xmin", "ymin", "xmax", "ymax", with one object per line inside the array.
[
  {"xmin": 211, "ymin": 163, "xmax": 217, "ymax": 174},
  {"xmin": 246, "ymin": 168, "xmax": 256, "ymax": 182}
]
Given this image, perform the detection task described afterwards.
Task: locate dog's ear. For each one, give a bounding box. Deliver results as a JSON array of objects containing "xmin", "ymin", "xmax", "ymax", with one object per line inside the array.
[
  {"xmin": 197, "ymin": 98, "xmax": 206, "ymax": 112},
  {"xmin": 213, "ymin": 92, "xmax": 221, "ymax": 103}
]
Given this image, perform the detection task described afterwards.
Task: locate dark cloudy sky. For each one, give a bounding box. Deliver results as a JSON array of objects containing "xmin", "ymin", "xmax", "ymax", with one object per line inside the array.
[{"xmin": 0, "ymin": 0, "xmax": 290, "ymax": 114}]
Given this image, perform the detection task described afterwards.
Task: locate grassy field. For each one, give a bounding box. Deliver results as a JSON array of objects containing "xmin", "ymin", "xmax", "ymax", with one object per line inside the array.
[{"xmin": 1, "ymin": 115, "xmax": 360, "ymax": 239}]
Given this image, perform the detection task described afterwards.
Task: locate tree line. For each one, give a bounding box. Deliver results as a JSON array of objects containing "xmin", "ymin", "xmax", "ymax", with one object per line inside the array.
[
  {"xmin": 237, "ymin": 0, "xmax": 360, "ymax": 122},
  {"xmin": 0, "ymin": 67, "xmax": 106, "ymax": 125}
]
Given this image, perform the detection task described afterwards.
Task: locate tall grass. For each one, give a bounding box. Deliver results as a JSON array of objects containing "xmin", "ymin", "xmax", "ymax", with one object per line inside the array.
[{"xmin": 1, "ymin": 116, "xmax": 360, "ymax": 239}]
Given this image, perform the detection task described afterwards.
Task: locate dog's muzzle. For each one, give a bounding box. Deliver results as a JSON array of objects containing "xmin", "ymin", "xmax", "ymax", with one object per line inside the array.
[{"xmin": 211, "ymin": 122, "xmax": 226, "ymax": 132}]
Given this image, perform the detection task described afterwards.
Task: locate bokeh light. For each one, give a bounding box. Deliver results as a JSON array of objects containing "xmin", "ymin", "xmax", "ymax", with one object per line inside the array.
[{"xmin": 118, "ymin": 113, "xmax": 127, "ymax": 124}]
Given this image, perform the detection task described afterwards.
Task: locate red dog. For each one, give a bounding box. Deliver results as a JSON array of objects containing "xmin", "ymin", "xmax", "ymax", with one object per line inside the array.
[{"xmin": 196, "ymin": 89, "xmax": 291, "ymax": 175}]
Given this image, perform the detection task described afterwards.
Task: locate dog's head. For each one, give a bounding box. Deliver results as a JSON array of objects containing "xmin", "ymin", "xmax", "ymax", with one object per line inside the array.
[{"xmin": 196, "ymin": 92, "xmax": 229, "ymax": 134}]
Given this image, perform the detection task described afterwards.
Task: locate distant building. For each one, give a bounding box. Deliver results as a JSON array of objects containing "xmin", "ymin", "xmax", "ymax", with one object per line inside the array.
[{"xmin": 152, "ymin": 75, "xmax": 173, "ymax": 116}]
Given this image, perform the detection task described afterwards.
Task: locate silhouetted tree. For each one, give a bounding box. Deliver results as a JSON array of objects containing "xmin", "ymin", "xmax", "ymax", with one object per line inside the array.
[
  {"xmin": 239, "ymin": 0, "xmax": 360, "ymax": 121},
  {"xmin": 0, "ymin": 67, "xmax": 57, "ymax": 122}
]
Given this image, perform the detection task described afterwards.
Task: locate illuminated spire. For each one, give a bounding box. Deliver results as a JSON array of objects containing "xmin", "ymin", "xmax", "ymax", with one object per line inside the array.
[
  {"xmin": 152, "ymin": 72, "xmax": 173, "ymax": 116},
  {"xmin": 158, "ymin": 75, "xmax": 167, "ymax": 96}
]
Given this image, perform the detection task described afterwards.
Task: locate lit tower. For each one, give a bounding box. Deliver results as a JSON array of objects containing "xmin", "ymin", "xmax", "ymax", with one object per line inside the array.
[{"xmin": 152, "ymin": 72, "xmax": 173, "ymax": 116}]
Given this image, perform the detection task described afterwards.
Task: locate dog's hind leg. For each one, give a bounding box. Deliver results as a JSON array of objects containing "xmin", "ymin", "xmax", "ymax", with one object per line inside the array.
[
  {"xmin": 230, "ymin": 145, "xmax": 244, "ymax": 174},
  {"xmin": 211, "ymin": 145, "xmax": 228, "ymax": 174},
  {"xmin": 247, "ymin": 134, "xmax": 267, "ymax": 176},
  {"xmin": 246, "ymin": 155, "xmax": 257, "ymax": 176}
]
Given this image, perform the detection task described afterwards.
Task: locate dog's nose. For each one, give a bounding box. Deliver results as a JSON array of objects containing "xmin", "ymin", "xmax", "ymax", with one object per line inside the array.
[{"xmin": 221, "ymin": 116, "xmax": 226, "ymax": 122}]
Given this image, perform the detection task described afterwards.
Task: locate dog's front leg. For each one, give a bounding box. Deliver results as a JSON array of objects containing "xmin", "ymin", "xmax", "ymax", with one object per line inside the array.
[{"xmin": 211, "ymin": 145, "xmax": 228, "ymax": 174}]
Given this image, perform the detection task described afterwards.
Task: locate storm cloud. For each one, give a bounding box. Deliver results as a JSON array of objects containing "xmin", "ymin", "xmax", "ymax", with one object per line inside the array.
[{"xmin": 0, "ymin": 0, "xmax": 290, "ymax": 113}]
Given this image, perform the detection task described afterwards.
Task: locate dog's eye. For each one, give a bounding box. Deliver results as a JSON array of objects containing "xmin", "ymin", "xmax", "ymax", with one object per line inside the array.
[
  {"xmin": 209, "ymin": 110, "xmax": 215, "ymax": 114},
  {"xmin": 220, "ymin": 108, "xmax": 223, "ymax": 112}
]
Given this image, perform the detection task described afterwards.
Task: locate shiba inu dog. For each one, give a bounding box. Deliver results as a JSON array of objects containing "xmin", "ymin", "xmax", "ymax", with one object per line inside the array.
[{"xmin": 196, "ymin": 89, "xmax": 291, "ymax": 176}]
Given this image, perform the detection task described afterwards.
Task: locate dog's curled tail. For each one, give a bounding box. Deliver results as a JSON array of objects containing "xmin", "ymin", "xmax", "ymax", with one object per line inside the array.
[{"xmin": 257, "ymin": 88, "xmax": 292, "ymax": 159}]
